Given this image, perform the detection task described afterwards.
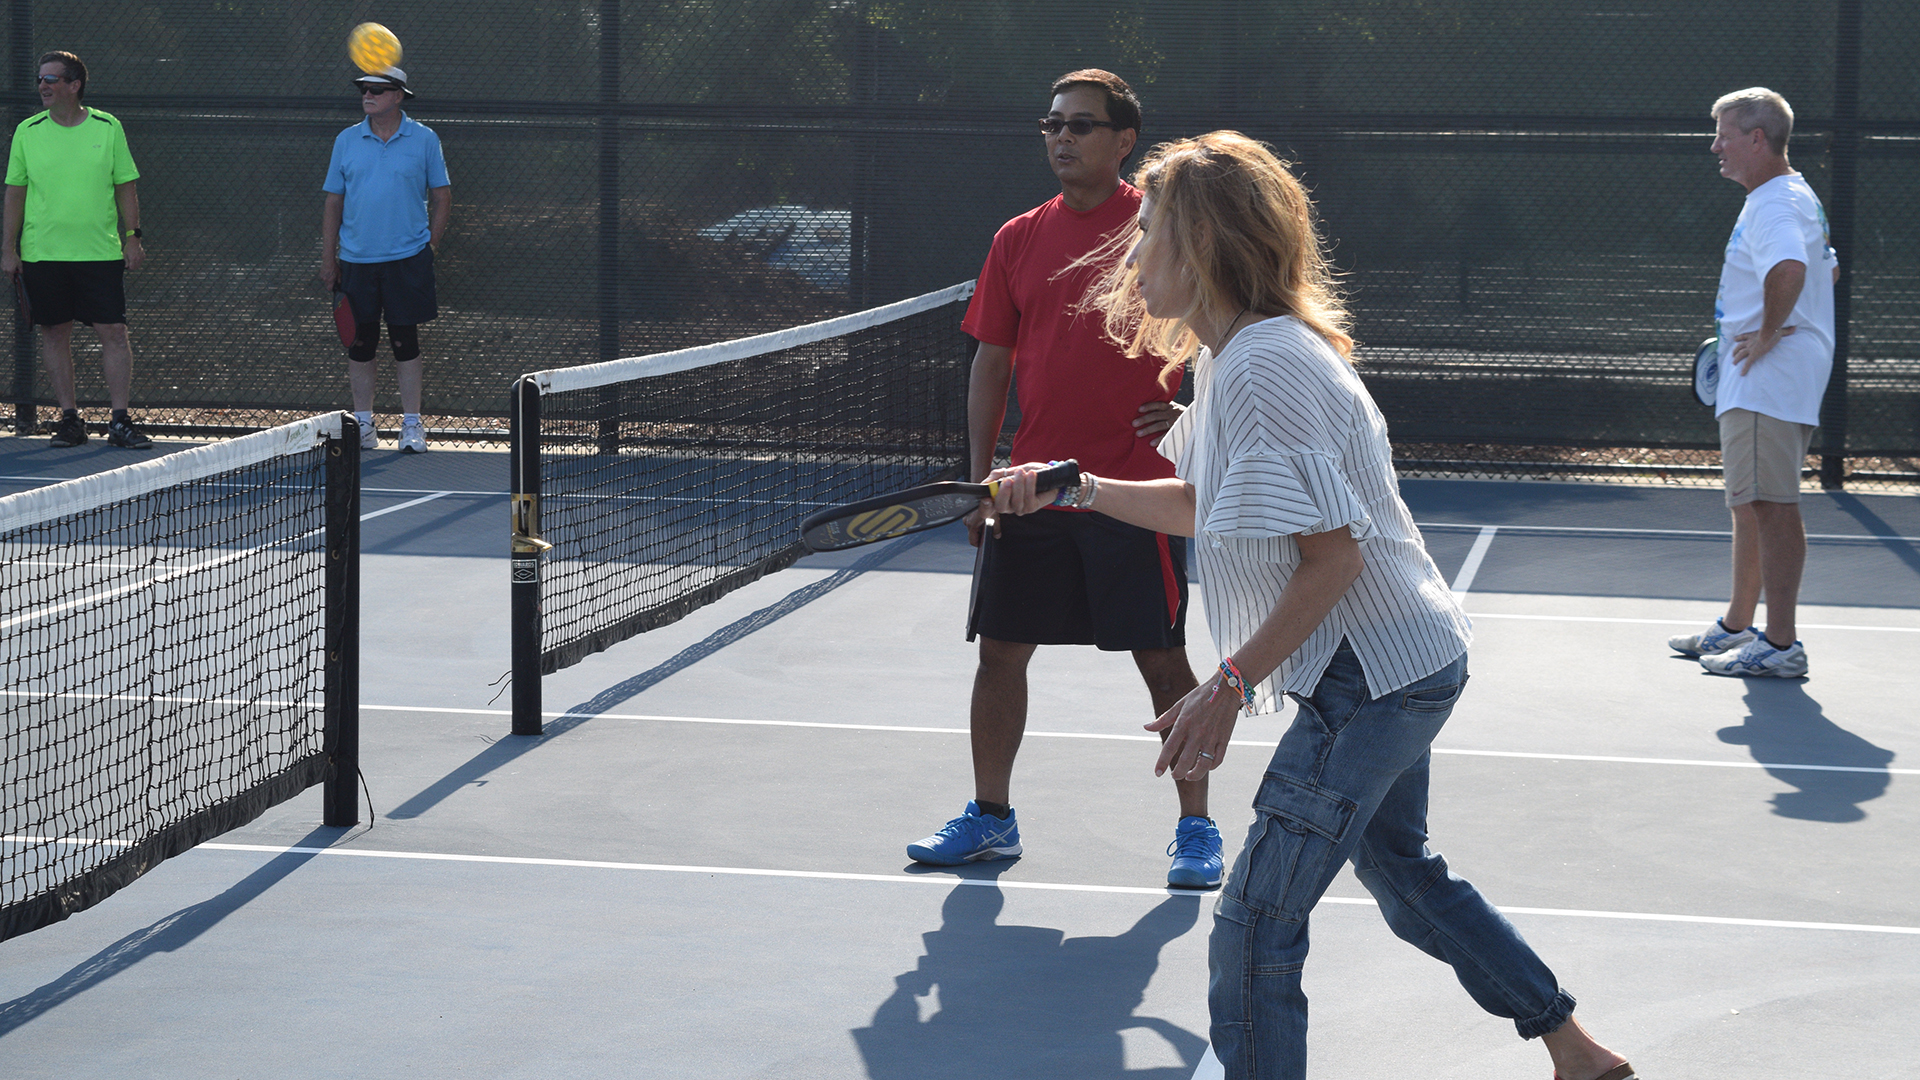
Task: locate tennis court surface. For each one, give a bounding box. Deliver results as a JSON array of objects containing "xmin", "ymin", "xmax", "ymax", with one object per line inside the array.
[{"xmin": 3, "ymin": 433, "xmax": 1916, "ymax": 1079}]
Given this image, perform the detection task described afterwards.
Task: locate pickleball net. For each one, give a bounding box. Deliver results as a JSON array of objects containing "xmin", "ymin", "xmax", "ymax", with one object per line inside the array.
[
  {"xmin": 1, "ymin": 413, "xmax": 361, "ymax": 943},
  {"xmin": 508, "ymin": 282, "xmax": 975, "ymax": 732}
]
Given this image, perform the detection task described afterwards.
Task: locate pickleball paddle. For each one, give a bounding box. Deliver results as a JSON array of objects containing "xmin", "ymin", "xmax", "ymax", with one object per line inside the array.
[
  {"xmin": 1693, "ymin": 336, "xmax": 1719, "ymax": 408},
  {"xmin": 800, "ymin": 459, "xmax": 1081, "ymax": 552}
]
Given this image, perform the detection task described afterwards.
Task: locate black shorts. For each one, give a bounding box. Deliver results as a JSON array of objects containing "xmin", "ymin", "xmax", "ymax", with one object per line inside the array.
[
  {"xmin": 21, "ymin": 260, "xmax": 126, "ymax": 326},
  {"xmin": 339, "ymin": 245, "xmax": 438, "ymax": 328},
  {"xmin": 967, "ymin": 508, "xmax": 1188, "ymax": 651}
]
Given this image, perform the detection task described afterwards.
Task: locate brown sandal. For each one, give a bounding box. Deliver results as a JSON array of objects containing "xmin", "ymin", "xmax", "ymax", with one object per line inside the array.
[{"xmin": 1553, "ymin": 1066, "xmax": 1636, "ymax": 1080}]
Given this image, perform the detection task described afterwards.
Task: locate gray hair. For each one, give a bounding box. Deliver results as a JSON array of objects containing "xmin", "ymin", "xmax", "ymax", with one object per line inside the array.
[{"xmin": 1712, "ymin": 87, "xmax": 1794, "ymax": 156}]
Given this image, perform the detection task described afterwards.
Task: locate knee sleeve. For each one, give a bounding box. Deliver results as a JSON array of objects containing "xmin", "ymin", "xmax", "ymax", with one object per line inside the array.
[
  {"xmin": 347, "ymin": 321, "xmax": 380, "ymax": 363},
  {"xmin": 389, "ymin": 324, "xmax": 421, "ymax": 362}
]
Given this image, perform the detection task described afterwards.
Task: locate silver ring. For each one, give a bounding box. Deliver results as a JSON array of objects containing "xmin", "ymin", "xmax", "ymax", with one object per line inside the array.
[{"xmin": 1197, "ymin": 751, "xmax": 1215, "ymax": 760}]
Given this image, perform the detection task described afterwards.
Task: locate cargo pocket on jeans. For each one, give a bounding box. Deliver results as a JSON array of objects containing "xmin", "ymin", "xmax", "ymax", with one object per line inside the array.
[{"xmin": 1225, "ymin": 772, "xmax": 1358, "ymax": 920}]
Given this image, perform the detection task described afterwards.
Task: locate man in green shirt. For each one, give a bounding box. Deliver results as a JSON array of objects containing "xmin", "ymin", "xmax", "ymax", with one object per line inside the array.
[{"xmin": 2, "ymin": 50, "xmax": 150, "ymax": 449}]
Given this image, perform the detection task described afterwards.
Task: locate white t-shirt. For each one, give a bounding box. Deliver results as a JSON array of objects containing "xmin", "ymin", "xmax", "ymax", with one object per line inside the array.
[
  {"xmin": 1713, "ymin": 173, "xmax": 1838, "ymax": 426},
  {"xmin": 1156, "ymin": 317, "xmax": 1471, "ymax": 707}
]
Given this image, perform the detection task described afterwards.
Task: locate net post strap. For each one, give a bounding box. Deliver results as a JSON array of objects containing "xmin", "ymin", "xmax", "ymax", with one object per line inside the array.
[
  {"xmin": 530, "ymin": 281, "xmax": 975, "ymax": 396},
  {"xmin": 0, "ymin": 412, "xmax": 348, "ymax": 533}
]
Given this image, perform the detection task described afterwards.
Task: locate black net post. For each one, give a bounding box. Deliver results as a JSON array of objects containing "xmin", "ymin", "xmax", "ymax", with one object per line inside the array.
[
  {"xmin": 8, "ymin": 0, "xmax": 34, "ymax": 437},
  {"xmin": 1821, "ymin": 0, "xmax": 1862, "ymax": 491},
  {"xmin": 323, "ymin": 412, "xmax": 361, "ymax": 828},
  {"xmin": 509, "ymin": 376, "xmax": 548, "ymax": 736}
]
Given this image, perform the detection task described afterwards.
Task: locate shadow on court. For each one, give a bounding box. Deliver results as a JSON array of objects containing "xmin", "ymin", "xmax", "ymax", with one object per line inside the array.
[
  {"xmin": 1716, "ymin": 681, "xmax": 1896, "ymax": 822},
  {"xmin": 1827, "ymin": 492, "xmax": 1920, "ymax": 578},
  {"xmin": 0, "ymin": 826, "xmax": 345, "ymax": 1037},
  {"xmin": 852, "ymin": 878, "xmax": 1206, "ymax": 1080},
  {"xmin": 384, "ymin": 531, "xmax": 936, "ymax": 820}
]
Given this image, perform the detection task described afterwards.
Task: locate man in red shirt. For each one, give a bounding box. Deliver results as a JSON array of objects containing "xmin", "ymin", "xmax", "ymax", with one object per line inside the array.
[{"xmin": 906, "ymin": 70, "xmax": 1219, "ymax": 889}]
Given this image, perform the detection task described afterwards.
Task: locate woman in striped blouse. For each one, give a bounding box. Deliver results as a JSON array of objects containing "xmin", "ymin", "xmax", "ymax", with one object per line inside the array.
[{"xmin": 985, "ymin": 131, "xmax": 1634, "ymax": 1080}]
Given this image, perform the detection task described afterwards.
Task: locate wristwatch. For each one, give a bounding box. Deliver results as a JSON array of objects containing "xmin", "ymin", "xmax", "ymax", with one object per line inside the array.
[{"xmin": 124, "ymin": 228, "xmax": 142, "ymax": 239}]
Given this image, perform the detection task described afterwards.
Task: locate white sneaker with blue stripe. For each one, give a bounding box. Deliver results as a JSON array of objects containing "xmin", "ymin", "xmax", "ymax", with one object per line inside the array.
[
  {"xmin": 1667, "ymin": 617, "xmax": 1757, "ymax": 657},
  {"xmin": 907, "ymin": 801, "xmax": 1022, "ymax": 865},
  {"xmin": 1699, "ymin": 637, "xmax": 1808, "ymax": 678}
]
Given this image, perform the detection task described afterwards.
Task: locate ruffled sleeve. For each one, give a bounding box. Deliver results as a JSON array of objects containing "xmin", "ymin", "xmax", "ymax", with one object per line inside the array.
[
  {"xmin": 1155, "ymin": 396, "xmax": 1197, "ymax": 469},
  {"xmin": 1201, "ymin": 449, "xmax": 1375, "ymax": 547},
  {"xmin": 1157, "ymin": 347, "xmax": 1211, "ymax": 472}
]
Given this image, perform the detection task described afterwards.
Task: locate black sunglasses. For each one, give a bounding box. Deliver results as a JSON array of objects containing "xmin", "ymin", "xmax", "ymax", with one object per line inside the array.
[
  {"xmin": 358, "ymin": 84, "xmax": 396, "ymax": 96},
  {"xmin": 35, "ymin": 74, "xmax": 67, "ymax": 85},
  {"xmin": 1038, "ymin": 117, "xmax": 1122, "ymax": 136}
]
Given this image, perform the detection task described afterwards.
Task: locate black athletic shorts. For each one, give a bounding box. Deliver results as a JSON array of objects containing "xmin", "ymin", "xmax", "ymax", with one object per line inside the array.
[
  {"xmin": 967, "ymin": 508, "xmax": 1188, "ymax": 651},
  {"xmin": 21, "ymin": 259, "xmax": 126, "ymax": 326},
  {"xmin": 339, "ymin": 245, "xmax": 438, "ymax": 328}
]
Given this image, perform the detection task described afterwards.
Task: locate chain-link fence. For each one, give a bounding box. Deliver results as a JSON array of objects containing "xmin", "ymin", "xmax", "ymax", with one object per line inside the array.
[{"xmin": 6, "ymin": 1, "xmax": 1916, "ymax": 489}]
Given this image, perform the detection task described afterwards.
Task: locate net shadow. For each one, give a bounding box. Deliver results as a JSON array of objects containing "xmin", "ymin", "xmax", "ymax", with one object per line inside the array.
[
  {"xmin": 0, "ymin": 825, "xmax": 346, "ymax": 1038},
  {"xmin": 388, "ymin": 529, "xmax": 935, "ymax": 820}
]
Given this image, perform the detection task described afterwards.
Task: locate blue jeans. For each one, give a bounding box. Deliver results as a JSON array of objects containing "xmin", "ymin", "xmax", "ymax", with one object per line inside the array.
[{"xmin": 1209, "ymin": 643, "xmax": 1575, "ymax": 1079}]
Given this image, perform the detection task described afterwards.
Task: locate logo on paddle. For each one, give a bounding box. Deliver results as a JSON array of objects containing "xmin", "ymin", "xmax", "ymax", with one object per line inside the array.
[{"xmin": 847, "ymin": 505, "xmax": 918, "ymax": 542}]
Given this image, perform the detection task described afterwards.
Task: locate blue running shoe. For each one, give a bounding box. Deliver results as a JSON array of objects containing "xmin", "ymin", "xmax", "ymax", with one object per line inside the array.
[
  {"xmin": 907, "ymin": 801, "xmax": 1022, "ymax": 865},
  {"xmin": 1167, "ymin": 816, "xmax": 1223, "ymax": 889}
]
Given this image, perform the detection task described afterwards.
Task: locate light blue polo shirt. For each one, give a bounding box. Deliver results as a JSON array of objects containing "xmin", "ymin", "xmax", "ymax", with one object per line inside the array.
[{"xmin": 323, "ymin": 114, "xmax": 449, "ymax": 264}]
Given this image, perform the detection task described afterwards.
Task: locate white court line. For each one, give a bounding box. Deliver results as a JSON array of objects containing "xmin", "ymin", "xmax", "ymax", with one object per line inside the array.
[
  {"xmin": 359, "ymin": 704, "xmax": 1917, "ymax": 776},
  {"xmin": 1465, "ymin": 611, "xmax": 1920, "ymax": 633},
  {"xmin": 1417, "ymin": 521, "xmax": 1920, "ymax": 544},
  {"xmin": 2, "ymin": 491, "xmax": 446, "ymax": 599},
  {"xmin": 361, "ymin": 490, "xmax": 451, "ymax": 520},
  {"xmin": 167, "ymin": 840, "xmax": 1918, "ymax": 936},
  {"xmin": 363, "ymin": 485, "xmax": 502, "ymax": 498},
  {"xmin": 1449, "ymin": 525, "xmax": 1498, "ymax": 600},
  {"xmin": 0, "ymin": 688, "xmax": 1899, "ymax": 777}
]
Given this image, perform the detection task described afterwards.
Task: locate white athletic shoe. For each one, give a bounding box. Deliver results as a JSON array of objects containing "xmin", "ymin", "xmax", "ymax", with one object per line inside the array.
[
  {"xmin": 1667, "ymin": 618, "xmax": 1757, "ymax": 657},
  {"xmin": 358, "ymin": 419, "xmax": 378, "ymax": 450},
  {"xmin": 1699, "ymin": 637, "xmax": 1808, "ymax": 678},
  {"xmin": 398, "ymin": 418, "xmax": 429, "ymax": 454}
]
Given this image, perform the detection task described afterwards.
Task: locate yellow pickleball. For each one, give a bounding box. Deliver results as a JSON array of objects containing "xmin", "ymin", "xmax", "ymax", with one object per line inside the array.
[{"xmin": 347, "ymin": 23, "xmax": 403, "ymax": 75}]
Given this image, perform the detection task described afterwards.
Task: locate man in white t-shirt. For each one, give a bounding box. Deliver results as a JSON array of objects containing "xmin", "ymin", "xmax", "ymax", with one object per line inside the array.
[{"xmin": 1668, "ymin": 87, "xmax": 1838, "ymax": 678}]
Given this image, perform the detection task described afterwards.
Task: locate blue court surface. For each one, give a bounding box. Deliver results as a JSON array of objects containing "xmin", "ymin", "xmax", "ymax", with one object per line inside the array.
[{"xmin": 3, "ymin": 435, "xmax": 1917, "ymax": 1079}]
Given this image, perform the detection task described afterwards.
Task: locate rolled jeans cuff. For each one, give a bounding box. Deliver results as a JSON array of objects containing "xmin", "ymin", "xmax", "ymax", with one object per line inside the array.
[{"xmin": 1515, "ymin": 988, "xmax": 1577, "ymax": 1040}]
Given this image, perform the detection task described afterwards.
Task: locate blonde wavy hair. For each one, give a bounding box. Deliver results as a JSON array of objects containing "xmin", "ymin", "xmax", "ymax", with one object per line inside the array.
[{"xmin": 1085, "ymin": 131, "xmax": 1353, "ymax": 371}]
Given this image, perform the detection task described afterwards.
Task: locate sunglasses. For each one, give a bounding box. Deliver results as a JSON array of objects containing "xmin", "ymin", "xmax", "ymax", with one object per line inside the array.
[
  {"xmin": 35, "ymin": 74, "xmax": 67, "ymax": 85},
  {"xmin": 359, "ymin": 84, "xmax": 396, "ymax": 96},
  {"xmin": 1038, "ymin": 117, "xmax": 1122, "ymax": 136}
]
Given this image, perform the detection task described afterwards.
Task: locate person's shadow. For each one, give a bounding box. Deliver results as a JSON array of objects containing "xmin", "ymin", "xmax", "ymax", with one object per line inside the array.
[
  {"xmin": 1716, "ymin": 680, "xmax": 1895, "ymax": 822},
  {"xmin": 852, "ymin": 878, "xmax": 1206, "ymax": 1079}
]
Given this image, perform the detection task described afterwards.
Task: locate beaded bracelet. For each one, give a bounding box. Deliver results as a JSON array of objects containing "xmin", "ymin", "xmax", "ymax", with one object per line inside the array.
[
  {"xmin": 1211, "ymin": 657, "xmax": 1257, "ymax": 715},
  {"xmin": 1074, "ymin": 472, "xmax": 1099, "ymax": 509},
  {"xmin": 1049, "ymin": 467, "xmax": 1100, "ymax": 510}
]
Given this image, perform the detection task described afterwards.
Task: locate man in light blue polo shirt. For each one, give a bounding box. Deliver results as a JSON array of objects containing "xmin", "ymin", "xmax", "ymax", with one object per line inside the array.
[{"xmin": 320, "ymin": 64, "xmax": 450, "ymax": 453}]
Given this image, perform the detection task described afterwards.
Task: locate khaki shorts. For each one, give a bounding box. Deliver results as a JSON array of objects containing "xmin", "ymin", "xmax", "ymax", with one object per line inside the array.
[{"xmin": 1720, "ymin": 408, "xmax": 1815, "ymax": 506}]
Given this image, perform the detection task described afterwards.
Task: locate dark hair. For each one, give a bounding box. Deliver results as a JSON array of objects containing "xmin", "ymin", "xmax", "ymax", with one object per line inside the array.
[
  {"xmin": 38, "ymin": 51, "xmax": 86, "ymax": 100},
  {"xmin": 1050, "ymin": 68, "xmax": 1141, "ymax": 133}
]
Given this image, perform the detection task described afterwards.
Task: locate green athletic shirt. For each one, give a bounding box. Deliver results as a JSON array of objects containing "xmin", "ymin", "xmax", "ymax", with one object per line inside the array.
[{"xmin": 5, "ymin": 107, "xmax": 140, "ymax": 262}]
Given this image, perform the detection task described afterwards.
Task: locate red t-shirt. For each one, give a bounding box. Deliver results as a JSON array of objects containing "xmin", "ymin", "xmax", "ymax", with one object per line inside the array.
[{"xmin": 961, "ymin": 184, "xmax": 1177, "ymax": 484}]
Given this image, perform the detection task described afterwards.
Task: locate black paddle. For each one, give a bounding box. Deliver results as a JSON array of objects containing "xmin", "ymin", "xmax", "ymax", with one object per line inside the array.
[{"xmin": 800, "ymin": 460, "xmax": 1081, "ymax": 552}]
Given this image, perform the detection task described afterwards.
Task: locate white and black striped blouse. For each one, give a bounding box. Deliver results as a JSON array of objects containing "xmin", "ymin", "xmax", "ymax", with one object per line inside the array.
[{"xmin": 1155, "ymin": 316, "xmax": 1471, "ymax": 709}]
